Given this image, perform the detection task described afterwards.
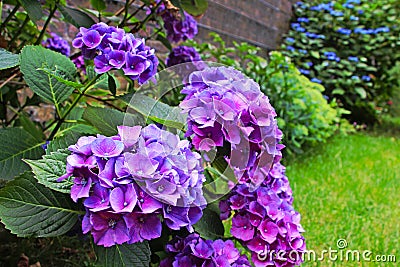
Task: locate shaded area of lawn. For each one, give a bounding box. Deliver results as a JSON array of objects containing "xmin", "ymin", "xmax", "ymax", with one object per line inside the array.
[{"xmin": 287, "ymin": 133, "xmax": 399, "ymax": 266}]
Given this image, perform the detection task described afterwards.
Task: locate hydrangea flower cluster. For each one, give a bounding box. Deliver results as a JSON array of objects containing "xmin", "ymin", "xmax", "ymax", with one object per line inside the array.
[
  {"xmin": 42, "ymin": 33, "xmax": 71, "ymax": 56},
  {"xmin": 180, "ymin": 66, "xmax": 281, "ymax": 190},
  {"xmin": 166, "ymin": 46, "xmax": 205, "ymax": 82},
  {"xmin": 219, "ymin": 161, "xmax": 306, "ymax": 267},
  {"xmin": 59, "ymin": 124, "xmax": 206, "ymax": 247},
  {"xmin": 72, "ymin": 22, "xmax": 158, "ymax": 84},
  {"xmin": 158, "ymin": 5, "xmax": 198, "ymax": 43},
  {"xmin": 160, "ymin": 233, "xmax": 251, "ymax": 267}
]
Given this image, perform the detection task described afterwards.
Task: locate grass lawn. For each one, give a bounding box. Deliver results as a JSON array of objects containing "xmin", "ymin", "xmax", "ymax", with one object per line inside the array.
[{"xmin": 286, "ymin": 133, "xmax": 400, "ymax": 266}]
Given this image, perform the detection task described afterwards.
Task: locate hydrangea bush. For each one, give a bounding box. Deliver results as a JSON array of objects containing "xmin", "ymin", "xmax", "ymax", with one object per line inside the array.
[
  {"xmin": 0, "ymin": 1, "xmax": 306, "ymax": 266},
  {"xmin": 282, "ymin": 0, "xmax": 400, "ymax": 123}
]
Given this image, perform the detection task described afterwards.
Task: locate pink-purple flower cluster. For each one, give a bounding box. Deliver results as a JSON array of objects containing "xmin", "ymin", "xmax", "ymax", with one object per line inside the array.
[
  {"xmin": 59, "ymin": 124, "xmax": 206, "ymax": 247},
  {"xmin": 219, "ymin": 161, "xmax": 305, "ymax": 267},
  {"xmin": 159, "ymin": 5, "xmax": 198, "ymax": 43},
  {"xmin": 72, "ymin": 22, "xmax": 158, "ymax": 84},
  {"xmin": 160, "ymin": 233, "xmax": 251, "ymax": 267},
  {"xmin": 180, "ymin": 66, "xmax": 282, "ymax": 189},
  {"xmin": 42, "ymin": 33, "xmax": 71, "ymax": 56}
]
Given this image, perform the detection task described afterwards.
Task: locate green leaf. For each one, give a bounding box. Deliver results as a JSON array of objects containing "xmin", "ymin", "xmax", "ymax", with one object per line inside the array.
[
  {"xmin": 20, "ymin": 45, "xmax": 76, "ymax": 106},
  {"xmin": 90, "ymin": 0, "xmax": 106, "ymax": 11},
  {"xmin": 25, "ymin": 149, "xmax": 72, "ymax": 193},
  {"xmin": 156, "ymin": 33, "xmax": 172, "ymax": 51},
  {"xmin": 355, "ymin": 87, "xmax": 367, "ymax": 99},
  {"xmin": 180, "ymin": 0, "xmax": 208, "ymax": 16},
  {"xmin": 83, "ymin": 106, "xmax": 144, "ymax": 136},
  {"xmin": 58, "ymin": 4, "xmax": 96, "ymax": 28},
  {"xmin": 95, "ymin": 242, "xmax": 151, "ymax": 267},
  {"xmin": 108, "ymin": 73, "xmax": 117, "ymax": 96},
  {"xmin": 0, "ymin": 127, "xmax": 45, "ymax": 180},
  {"xmin": 38, "ymin": 66, "xmax": 84, "ymax": 89},
  {"xmin": 46, "ymin": 131, "xmax": 82, "ymax": 154},
  {"xmin": 310, "ymin": 51, "xmax": 320, "ymax": 59},
  {"xmin": 19, "ymin": 112, "xmax": 45, "ymax": 141},
  {"xmin": 0, "ymin": 172, "xmax": 79, "ymax": 237},
  {"xmin": 121, "ymin": 93, "xmax": 186, "ymax": 130},
  {"xmin": 0, "ymin": 49, "xmax": 19, "ymax": 70},
  {"xmin": 331, "ymin": 88, "xmax": 345, "ymax": 95},
  {"xmin": 194, "ymin": 207, "xmax": 224, "ymax": 240},
  {"xmin": 19, "ymin": 0, "xmax": 43, "ymax": 23}
]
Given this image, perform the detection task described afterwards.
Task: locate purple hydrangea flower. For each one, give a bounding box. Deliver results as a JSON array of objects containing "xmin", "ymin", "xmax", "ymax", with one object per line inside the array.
[
  {"xmin": 221, "ymin": 161, "xmax": 306, "ymax": 267},
  {"xmin": 180, "ymin": 66, "xmax": 281, "ymax": 190},
  {"xmin": 72, "ymin": 22, "xmax": 158, "ymax": 84},
  {"xmin": 160, "ymin": 233, "xmax": 251, "ymax": 267},
  {"xmin": 42, "ymin": 33, "xmax": 71, "ymax": 56},
  {"xmin": 166, "ymin": 46, "xmax": 205, "ymax": 79},
  {"xmin": 158, "ymin": 5, "xmax": 198, "ymax": 43},
  {"xmin": 60, "ymin": 125, "xmax": 206, "ymax": 247}
]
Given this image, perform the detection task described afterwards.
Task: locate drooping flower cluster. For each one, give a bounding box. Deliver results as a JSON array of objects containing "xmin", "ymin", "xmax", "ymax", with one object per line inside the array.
[
  {"xmin": 159, "ymin": 5, "xmax": 198, "ymax": 43},
  {"xmin": 160, "ymin": 233, "xmax": 251, "ymax": 267},
  {"xmin": 72, "ymin": 22, "xmax": 158, "ymax": 84},
  {"xmin": 180, "ymin": 66, "xmax": 281, "ymax": 190},
  {"xmin": 42, "ymin": 33, "xmax": 71, "ymax": 56},
  {"xmin": 219, "ymin": 161, "xmax": 305, "ymax": 267},
  {"xmin": 59, "ymin": 124, "xmax": 206, "ymax": 247}
]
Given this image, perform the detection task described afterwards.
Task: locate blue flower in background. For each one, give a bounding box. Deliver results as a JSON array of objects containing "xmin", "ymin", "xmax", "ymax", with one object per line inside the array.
[
  {"xmin": 298, "ymin": 49, "xmax": 308, "ymax": 54},
  {"xmin": 306, "ymin": 62, "xmax": 313, "ymax": 67},
  {"xmin": 286, "ymin": 37, "xmax": 295, "ymax": 43},
  {"xmin": 291, "ymin": 23, "xmax": 306, "ymax": 32},
  {"xmin": 343, "ymin": 3, "xmax": 354, "ymax": 9},
  {"xmin": 347, "ymin": 0, "xmax": 361, "ymax": 4},
  {"xmin": 306, "ymin": 32, "xmax": 317, "ymax": 38},
  {"xmin": 348, "ymin": 56, "xmax": 359, "ymax": 62},
  {"xmin": 351, "ymin": 75, "xmax": 360, "ymax": 80},
  {"xmin": 337, "ymin": 28, "xmax": 352, "ymax": 35},
  {"xmin": 350, "ymin": 15, "xmax": 359, "ymax": 21},
  {"xmin": 317, "ymin": 34, "xmax": 326, "ymax": 39},
  {"xmin": 362, "ymin": 75, "xmax": 371, "ymax": 81},
  {"xmin": 355, "ymin": 28, "xmax": 374, "ymax": 34},
  {"xmin": 330, "ymin": 10, "xmax": 344, "ymax": 16},
  {"xmin": 286, "ymin": 45, "xmax": 295, "ymax": 51},
  {"xmin": 311, "ymin": 78, "xmax": 322, "ymax": 84},
  {"xmin": 297, "ymin": 17, "xmax": 310, "ymax": 23},
  {"xmin": 358, "ymin": 9, "xmax": 364, "ymax": 14},
  {"xmin": 299, "ymin": 69, "xmax": 310, "ymax": 75},
  {"xmin": 324, "ymin": 51, "xmax": 340, "ymax": 61},
  {"xmin": 310, "ymin": 3, "xmax": 333, "ymax": 12},
  {"xmin": 374, "ymin": 27, "xmax": 390, "ymax": 33},
  {"xmin": 291, "ymin": 23, "xmax": 301, "ymax": 28}
]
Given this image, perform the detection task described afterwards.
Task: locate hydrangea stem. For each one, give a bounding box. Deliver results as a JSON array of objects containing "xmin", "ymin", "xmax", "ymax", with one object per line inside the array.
[{"xmin": 35, "ymin": 3, "xmax": 58, "ymax": 45}]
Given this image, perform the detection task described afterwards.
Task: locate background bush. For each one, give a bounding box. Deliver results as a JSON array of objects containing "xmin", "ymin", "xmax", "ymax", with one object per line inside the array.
[
  {"xmin": 188, "ymin": 35, "xmax": 341, "ymax": 154},
  {"xmin": 282, "ymin": 0, "xmax": 400, "ymax": 124}
]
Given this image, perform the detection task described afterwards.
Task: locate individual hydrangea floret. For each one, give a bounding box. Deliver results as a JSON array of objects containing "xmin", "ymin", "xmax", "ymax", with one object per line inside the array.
[
  {"xmin": 42, "ymin": 33, "xmax": 71, "ymax": 56},
  {"xmin": 160, "ymin": 233, "xmax": 252, "ymax": 267},
  {"xmin": 180, "ymin": 66, "xmax": 282, "ymax": 190},
  {"xmin": 72, "ymin": 22, "xmax": 158, "ymax": 84},
  {"xmin": 220, "ymin": 161, "xmax": 306, "ymax": 267},
  {"xmin": 60, "ymin": 124, "xmax": 206, "ymax": 247},
  {"xmin": 158, "ymin": 5, "xmax": 198, "ymax": 43}
]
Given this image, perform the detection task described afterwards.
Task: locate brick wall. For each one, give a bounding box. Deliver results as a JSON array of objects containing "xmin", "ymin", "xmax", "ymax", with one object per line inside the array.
[{"xmin": 195, "ymin": 0, "xmax": 295, "ymax": 52}]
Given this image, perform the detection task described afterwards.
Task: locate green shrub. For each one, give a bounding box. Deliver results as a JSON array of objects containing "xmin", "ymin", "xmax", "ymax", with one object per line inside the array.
[
  {"xmin": 282, "ymin": 0, "xmax": 400, "ymax": 124},
  {"xmin": 188, "ymin": 35, "xmax": 340, "ymax": 154}
]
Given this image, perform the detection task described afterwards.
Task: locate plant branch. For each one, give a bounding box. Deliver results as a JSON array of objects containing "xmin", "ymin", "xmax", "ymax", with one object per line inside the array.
[
  {"xmin": 35, "ymin": 3, "xmax": 58, "ymax": 45},
  {"xmin": 0, "ymin": 3, "xmax": 21, "ymax": 33}
]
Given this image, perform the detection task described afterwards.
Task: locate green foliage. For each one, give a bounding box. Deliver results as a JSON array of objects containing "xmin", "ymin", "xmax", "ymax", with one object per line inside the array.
[
  {"xmin": 57, "ymin": 4, "xmax": 96, "ymax": 28},
  {"xmin": 19, "ymin": 45, "xmax": 77, "ymax": 108},
  {"xmin": 121, "ymin": 93, "xmax": 187, "ymax": 130},
  {"xmin": 282, "ymin": 0, "xmax": 400, "ymax": 123},
  {"xmin": 0, "ymin": 127, "xmax": 45, "ymax": 180},
  {"xmin": 189, "ymin": 35, "xmax": 340, "ymax": 153},
  {"xmin": 0, "ymin": 48, "xmax": 19, "ymax": 70},
  {"xmin": 194, "ymin": 207, "xmax": 225, "ymax": 240},
  {"xmin": 94, "ymin": 242, "xmax": 151, "ymax": 267},
  {"xmin": 25, "ymin": 149, "xmax": 72, "ymax": 194},
  {"xmin": 0, "ymin": 171, "xmax": 79, "ymax": 237}
]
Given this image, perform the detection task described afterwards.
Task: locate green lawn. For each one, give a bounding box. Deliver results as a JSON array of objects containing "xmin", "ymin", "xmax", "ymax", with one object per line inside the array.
[{"xmin": 286, "ymin": 133, "xmax": 400, "ymax": 266}]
